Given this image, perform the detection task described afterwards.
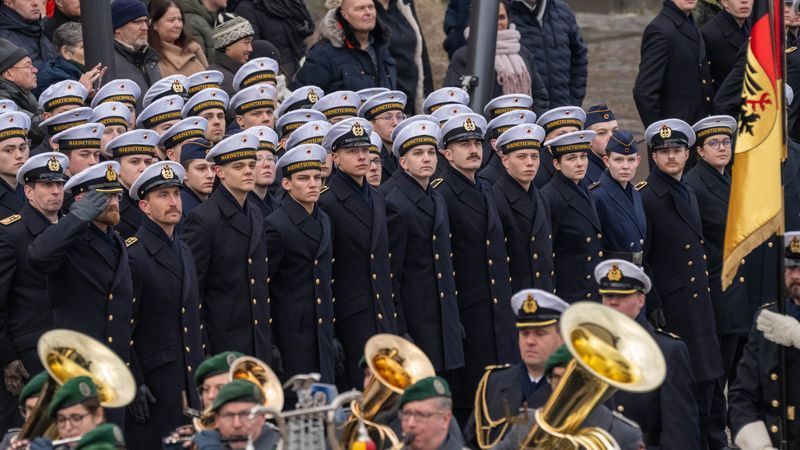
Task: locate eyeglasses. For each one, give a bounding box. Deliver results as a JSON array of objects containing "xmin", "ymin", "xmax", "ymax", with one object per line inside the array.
[
  {"xmin": 56, "ymin": 412, "xmax": 91, "ymax": 426},
  {"xmin": 132, "ymin": 17, "xmax": 151, "ymax": 26},
  {"xmin": 217, "ymin": 411, "xmax": 256, "ymax": 424},
  {"xmin": 9, "ymin": 63, "xmax": 34, "ymax": 71},
  {"xmin": 257, "ymin": 154, "xmax": 276, "ymax": 163},
  {"xmin": 375, "ymin": 112, "xmax": 406, "ymax": 123},
  {"xmin": 398, "ymin": 410, "xmax": 444, "ymax": 422},
  {"xmin": 704, "ymin": 138, "xmax": 732, "ymax": 150},
  {"xmin": 369, "ymin": 158, "xmax": 382, "ymax": 167}
]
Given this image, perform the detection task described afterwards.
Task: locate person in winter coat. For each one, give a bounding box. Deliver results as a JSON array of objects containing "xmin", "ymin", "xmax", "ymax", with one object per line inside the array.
[
  {"xmin": 508, "ymin": 0, "xmax": 587, "ymax": 108},
  {"xmin": 443, "ymin": 0, "xmax": 549, "ymax": 115},
  {"xmin": 0, "ymin": 39, "xmax": 44, "ymax": 147},
  {"xmin": 43, "ymin": 0, "xmax": 80, "ymax": 41},
  {"xmin": 34, "ymin": 22, "xmax": 105, "ymax": 98},
  {"xmin": 234, "ymin": 0, "xmax": 315, "ymax": 80},
  {"xmin": 148, "ymin": 0, "xmax": 209, "ymax": 77},
  {"xmin": 701, "ymin": 0, "xmax": 751, "ymax": 93},
  {"xmin": 0, "ymin": 2, "xmax": 57, "ymax": 69},
  {"xmin": 179, "ymin": 0, "xmax": 224, "ymax": 63},
  {"xmin": 443, "ymin": 0, "xmax": 470, "ymax": 59},
  {"xmin": 112, "ymin": 0, "xmax": 162, "ymax": 100},
  {"xmin": 293, "ymin": 0, "xmax": 397, "ymax": 93}
]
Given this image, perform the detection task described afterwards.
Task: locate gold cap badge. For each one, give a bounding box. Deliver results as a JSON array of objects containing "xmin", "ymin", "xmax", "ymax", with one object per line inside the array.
[
  {"xmin": 307, "ymin": 90, "xmax": 319, "ymax": 104},
  {"xmin": 464, "ymin": 117, "xmax": 476, "ymax": 132},
  {"xmin": 352, "ymin": 122, "xmax": 365, "ymax": 137},
  {"xmin": 172, "ymin": 79, "xmax": 184, "ymax": 93},
  {"xmin": 47, "ymin": 156, "xmax": 61, "ymax": 172},
  {"xmin": 659, "ymin": 124, "xmax": 672, "ymax": 139},
  {"xmin": 161, "ymin": 165, "xmax": 174, "ymax": 180},
  {"xmin": 522, "ymin": 294, "xmax": 538, "ymax": 314},
  {"xmin": 791, "ymin": 236, "xmax": 800, "ymax": 253},
  {"xmin": 607, "ymin": 264, "xmax": 623, "ymax": 282},
  {"xmin": 105, "ymin": 165, "xmax": 117, "ymax": 182}
]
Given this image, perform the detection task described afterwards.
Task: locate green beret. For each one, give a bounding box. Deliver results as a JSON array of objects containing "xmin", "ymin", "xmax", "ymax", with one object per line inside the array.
[
  {"xmin": 211, "ymin": 379, "xmax": 264, "ymax": 412},
  {"xmin": 398, "ymin": 376, "xmax": 451, "ymax": 409},
  {"xmin": 195, "ymin": 351, "xmax": 244, "ymax": 386},
  {"xmin": 75, "ymin": 423, "xmax": 124, "ymax": 450},
  {"xmin": 544, "ymin": 345, "xmax": 572, "ymax": 377},
  {"xmin": 48, "ymin": 376, "xmax": 98, "ymax": 419},
  {"xmin": 19, "ymin": 371, "xmax": 49, "ymax": 404}
]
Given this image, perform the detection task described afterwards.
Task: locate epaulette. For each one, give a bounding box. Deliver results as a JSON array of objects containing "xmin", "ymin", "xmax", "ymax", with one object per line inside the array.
[
  {"xmin": 634, "ymin": 181, "xmax": 648, "ymax": 191},
  {"xmin": 125, "ymin": 237, "xmax": 138, "ymax": 247},
  {"xmin": 759, "ymin": 301, "xmax": 778, "ymax": 310},
  {"xmin": 0, "ymin": 214, "xmax": 20, "ymax": 226},
  {"xmin": 611, "ymin": 411, "xmax": 641, "ymax": 429},
  {"xmin": 788, "ymin": 46, "xmax": 798, "ymax": 54},
  {"xmin": 656, "ymin": 328, "xmax": 681, "ymax": 340},
  {"xmin": 588, "ymin": 181, "xmax": 601, "ymax": 190},
  {"xmin": 320, "ymin": 185, "xmax": 330, "ymax": 195},
  {"xmin": 430, "ymin": 177, "xmax": 444, "ymax": 189},
  {"xmin": 483, "ymin": 363, "xmax": 512, "ymax": 372}
]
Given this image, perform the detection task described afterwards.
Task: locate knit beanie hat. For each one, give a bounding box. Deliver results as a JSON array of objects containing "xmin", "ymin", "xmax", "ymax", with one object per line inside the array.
[
  {"xmin": 111, "ymin": 0, "xmax": 148, "ymax": 30},
  {"xmin": 213, "ymin": 14, "xmax": 254, "ymax": 50},
  {"xmin": 0, "ymin": 39, "xmax": 29, "ymax": 74}
]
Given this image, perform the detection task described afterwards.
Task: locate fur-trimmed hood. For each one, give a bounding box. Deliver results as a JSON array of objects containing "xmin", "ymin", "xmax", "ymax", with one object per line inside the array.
[{"xmin": 317, "ymin": 7, "xmax": 389, "ymax": 49}]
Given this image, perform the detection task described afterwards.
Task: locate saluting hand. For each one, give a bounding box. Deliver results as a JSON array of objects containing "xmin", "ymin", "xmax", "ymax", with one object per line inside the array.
[
  {"xmin": 70, "ymin": 190, "xmax": 109, "ymax": 222},
  {"xmin": 757, "ymin": 309, "xmax": 800, "ymax": 349}
]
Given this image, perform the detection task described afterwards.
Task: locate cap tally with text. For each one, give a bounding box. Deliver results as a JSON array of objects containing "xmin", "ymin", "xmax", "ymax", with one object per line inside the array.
[
  {"xmin": 130, "ymin": 161, "xmax": 185, "ymax": 201},
  {"xmin": 605, "ymin": 130, "xmax": 640, "ymax": 155},
  {"xmin": 785, "ymin": 231, "xmax": 800, "ymax": 267},
  {"xmin": 286, "ymin": 120, "xmax": 331, "ymax": 149},
  {"xmin": 544, "ymin": 130, "xmax": 596, "ymax": 157},
  {"xmin": 392, "ymin": 119, "xmax": 439, "ymax": 158},
  {"xmin": 277, "ymin": 85, "xmax": 325, "ymax": 116},
  {"xmin": 422, "ymin": 87, "xmax": 470, "ymax": 114},
  {"xmin": 40, "ymin": 107, "xmax": 91, "ymax": 136},
  {"xmin": 487, "ymin": 110, "xmax": 537, "ymax": 140},
  {"xmin": 159, "ymin": 117, "xmax": 208, "ymax": 149},
  {"xmin": 91, "ymin": 79, "xmax": 140, "ymax": 108},
  {"xmin": 583, "ymin": 104, "xmax": 616, "ymax": 129},
  {"xmin": 483, "ymin": 94, "xmax": 533, "ymax": 119},
  {"xmin": 187, "ymin": 70, "xmax": 224, "ymax": 96},
  {"xmin": 17, "ymin": 151, "xmax": 69, "ymax": 185},
  {"xmin": 313, "ymin": 91, "xmax": 360, "ymax": 120},
  {"xmin": 245, "ymin": 126, "xmax": 279, "ymax": 153},
  {"xmin": 136, "ymin": 95, "xmax": 184, "ymax": 129},
  {"xmin": 496, "ymin": 123, "xmax": 546, "ymax": 155},
  {"xmin": 90, "ymin": 102, "xmax": 131, "ymax": 129},
  {"xmin": 440, "ymin": 113, "xmax": 486, "ymax": 148},
  {"xmin": 275, "ymin": 108, "xmax": 327, "ymax": 137},
  {"xmin": 645, "ymin": 118, "xmax": 695, "ymax": 148},
  {"xmin": 0, "ymin": 111, "xmax": 30, "ymax": 142},
  {"xmin": 206, "ymin": 132, "xmax": 258, "ymax": 164},
  {"xmin": 691, "ymin": 115, "xmax": 737, "ymax": 143},
  {"xmin": 510, "ymin": 289, "xmax": 569, "ymax": 328},
  {"xmin": 594, "ymin": 259, "xmax": 652, "ymax": 295},
  {"xmin": 38, "ymin": 80, "xmax": 88, "ymax": 113},
  {"xmin": 230, "ymin": 84, "xmax": 276, "ymax": 116},
  {"xmin": 107, "ymin": 129, "xmax": 158, "ymax": 159},
  {"xmin": 182, "ymin": 88, "xmax": 229, "ymax": 117},
  {"xmin": 392, "ymin": 115, "xmax": 438, "ymax": 143},
  {"xmin": 52, "ymin": 122, "xmax": 104, "ymax": 151},
  {"xmin": 143, "ymin": 74, "xmax": 188, "ymax": 107},
  {"xmin": 64, "ymin": 161, "xmax": 122, "ymax": 196},
  {"xmin": 321, "ymin": 117, "xmax": 373, "ymax": 152},
  {"xmin": 233, "ymin": 57, "xmax": 279, "ymax": 91},
  {"xmin": 277, "ymin": 143, "xmax": 327, "ymax": 177},
  {"xmin": 359, "ymin": 90, "xmax": 407, "ymax": 121},
  {"xmin": 536, "ymin": 106, "xmax": 586, "ymax": 133},
  {"xmin": 368, "ymin": 131, "xmax": 382, "ymax": 155}
]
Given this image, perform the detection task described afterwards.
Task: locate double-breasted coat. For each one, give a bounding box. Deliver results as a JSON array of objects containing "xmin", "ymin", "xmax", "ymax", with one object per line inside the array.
[{"xmin": 590, "ymin": 171, "xmax": 646, "ymax": 258}]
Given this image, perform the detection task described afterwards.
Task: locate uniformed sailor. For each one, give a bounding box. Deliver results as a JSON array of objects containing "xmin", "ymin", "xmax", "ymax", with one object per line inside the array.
[
  {"xmin": 274, "ymin": 108, "xmax": 326, "ymax": 152},
  {"xmin": 229, "ymin": 84, "xmax": 276, "ymax": 130},
  {"xmin": 312, "ymin": 90, "xmax": 361, "ymax": 124},
  {"xmin": 477, "ymin": 110, "xmax": 537, "ymax": 186},
  {"xmin": 583, "ymin": 104, "xmax": 619, "ymax": 184},
  {"xmin": 181, "ymin": 87, "xmax": 229, "ymax": 144},
  {"xmin": 245, "ymin": 126, "xmax": 281, "ymax": 218},
  {"xmin": 33, "ymin": 106, "xmax": 92, "ymax": 157},
  {"xmin": 360, "ymin": 90, "xmax": 407, "ymax": 184},
  {"xmin": 0, "ymin": 112, "xmax": 31, "ymax": 216},
  {"xmin": 533, "ymin": 106, "xmax": 585, "ymax": 188},
  {"xmin": 285, "ymin": 121, "xmax": 333, "ymax": 182},
  {"xmin": 142, "ymin": 74, "xmax": 188, "ymax": 108},
  {"xmin": 136, "ymin": 95, "xmax": 184, "ymax": 137},
  {"xmin": 275, "ymin": 85, "xmax": 324, "ymax": 117},
  {"xmin": 186, "ymin": 70, "xmax": 224, "ymax": 97},
  {"xmin": 422, "ymin": 87, "xmax": 470, "ymax": 115},
  {"xmin": 91, "ymin": 102, "xmax": 132, "ymax": 161},
  {"xmin": 178, "ymin": 139, "xmax": 214, "ymax": 219},
  {"xmin": 91, "ymin": 78, "xmax": 141, "ymax": 124},
  {"xmin": 37, "ymin": 80, "xmax": 88, "ymax": 120},
  {"xmin": 159, "ymin": 116, "xmax": 208, "ymax": 162},
  {"xmin": 233, "ymin": 57, "xmax": 280, "ymax": 91}
]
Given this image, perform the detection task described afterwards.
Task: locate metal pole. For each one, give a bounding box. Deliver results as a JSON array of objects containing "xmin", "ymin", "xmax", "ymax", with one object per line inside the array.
[
  {"xmin": 465, "ymin": 0, "xmax": 500, "ymax": 114},
  {"xmin": 80, "ymin": 0, "xmax": 116, "ymax": 81}
]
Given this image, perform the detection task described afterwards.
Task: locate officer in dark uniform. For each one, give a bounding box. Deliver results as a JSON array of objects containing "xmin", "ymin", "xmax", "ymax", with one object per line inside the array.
[
  {"xmin": 477, "ymin": 110, "xmax": 537, "ymax": 186},
  {"xmin": 639, "ymin": 119, "xmax": 724, "ymax": 449},
  {"xmin": 125, "ymin": 161, "xmax": 204, "ymax": 449},
  {"xmin": 589, "ymin": 130, "xmax": 646, "ymax": 264},
  {"xmin": 182, "ymin": 133, "xmax": 272, "ymax": 363},
  {"xmin": 491, "ymin": 123, "xmax": 555, "ymax": 293},
  {"xmin": 729, "ymin": 232, "xmax": 800, "ymax": 449},
  {"xmin": 265, "ymin": 144, "xmax": 335, "ymax": 384},
  {"xmin": 107, "ymin": 129, "xmax": 159, "ymax": 240},
  {"xmin": 384, "ymin": 120, "xmax": 464, "ymax": 375},
  {"xmin": 0, "ymin": 112, "xmax": 32, "ymax": 217},
  {"xmin": 583, "ymin": 104, "xmax": 619, "ymax": 185},
  {"xmin": 178, "ymin": 140, "xmax": 214, "ymax": 221},
  {"xmin": 787, "ymin": 90, "xmax": 800, "ymax": 230},
  {"xmin": 380, "ymin": 114, "xmax": 440, "ymax": 194},
  {"xmin": 246, "ymin": 126, "xmax": 281, "ymax": 218},
  {"xmin": 318, "ymin": 118, "xmax": 398, "ymax": 389},
  {"xmin": 540, "ymin": 130, "xmax": 604, "ymax": 302},
  {"xmin": 0, "ymin": 152, "xmax": 67, "ymax": 436},
  {"xmin": 464, "ymin": 289, "xmax": 568, "ymax": 449},
  {"xmin": 360, "ymin": 90, "xmax": 407, "ymax": 183},
  {"xmin": 597, "ymin": 259, "xmax": 702, "ymax": 450},
  {"xmin": 433, "ymin": 112, "xmax": 517, "ymax": 425},
  {"xmin": 533, "ymin": 107, "xmax": 586, "ymax": 189},
  {"xmin": 701, "ymin": 0, "xmax": 750, "ymax": 93},
  {"xmin": 685, "ymin": 116, "xmax": 750, "ymax": 383}
]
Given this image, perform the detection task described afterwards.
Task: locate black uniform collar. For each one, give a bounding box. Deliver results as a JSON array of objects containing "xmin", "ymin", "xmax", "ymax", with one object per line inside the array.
[
  {"xmin": 142, "ymin": 215, "xmax": 175, "ymax": 246},
  {"xmin": 447, "ymin": 164, "xmax": 482, "ymax": 192},
  {"xmin": 218, "ymin": 184, "xmax": 248, "ymax": 213},
  {"xmin": 663, "ymin": 0, "xmax": 693, "ymax": 21},
  {"xmin": 337, "ymin": 170, "xmax": 371, "ymax": 203},
  {"xmin": 697, "ymin": 158, "xmax": 730, "ymax": 186},
  {"xmin": 653, "ymin": 165, "xmax": 690, "ymax": 198}
]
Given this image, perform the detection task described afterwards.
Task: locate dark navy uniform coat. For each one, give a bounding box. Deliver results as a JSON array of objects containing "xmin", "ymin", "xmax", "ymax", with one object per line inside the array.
[
  {"xmin": 585, "ymin": 151, "xmax": 606, "ymax": 185},
  {"xmin": 180, "ymin": 186, "xmax": 204, "ymax": 219},
  {"xmin": 0, "ymin": 179, "xmax": 24, "ymax": 218},
  {"xmin": 590, "ymin": 171, "xmax": 646, "ymax": 257},
  {"xmin": 116, "ymin": 189, "xmax": 144, "ymax": 240}
]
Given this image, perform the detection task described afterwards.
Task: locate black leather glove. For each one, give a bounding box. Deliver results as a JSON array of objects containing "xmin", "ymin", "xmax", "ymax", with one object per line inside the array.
[
  {"xmin": 3, "ymin": 359, "xmax": 29, "ymax": 396},
  {"xmin": 70, "ymin": 190, "xmax": 108, "ymax": 222},
  {"xmin": 127, "ymin": 384, "xmax": 156, "ymax": 424},
  {"xmin": 647, "ymin": 308, "xmax": 667, "ymax": 329}
]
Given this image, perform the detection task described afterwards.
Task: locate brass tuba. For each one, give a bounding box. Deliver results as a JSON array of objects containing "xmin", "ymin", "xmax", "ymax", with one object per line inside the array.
[
  {"xmin": 341, "ymin": 334, "xmax": 435, "ymax": 449},
  {"xmin": 18, "ymin": 329, "xmax": 136, "ymax": 440},
  {"xmin": 519, "ymin": 302, "xmax": 666, "ymax": 450}
]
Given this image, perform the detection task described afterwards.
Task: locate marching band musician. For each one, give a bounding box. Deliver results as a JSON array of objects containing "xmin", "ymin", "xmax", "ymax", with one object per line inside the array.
[
  {"xmin": 0, "ymin": 372, "xmax": 48, "ymax": 449},
  {"xmin": 396, "ymin": 377, "xmax": 467, "ymax": 450}
]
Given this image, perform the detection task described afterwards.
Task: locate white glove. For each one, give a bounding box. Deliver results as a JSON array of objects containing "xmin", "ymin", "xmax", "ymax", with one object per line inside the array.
[
  {"xmin": 734, "ymin": 421, "xmax": 778, "ymax": 450},
  {"xmin": 757, "ymin": 309, "xmax": 800, "ymax": 348}
]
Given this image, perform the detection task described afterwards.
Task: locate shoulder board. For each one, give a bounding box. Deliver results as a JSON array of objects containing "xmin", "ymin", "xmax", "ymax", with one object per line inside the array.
[
  {"xmin": 320, "ymin": 185, "xmax": 330, "ymax": 195},
  {"xmin": 0, "ymin": 214, "xmax": 21, "ymax": 226},
  {"xmin": 634, "ymin": 181, "xmax": 648, "ymax": 191},
  {"xmin": 788, "ymin": 46, "xmax": 798, "ymax": 54},
  {"xmin": 483, "ymin": 363, "xmax": 512, "ymax": 372},
  {"xmin": 656, "ymin": 328, "xmax": 681, "ymax": 339},
  {"xmin": 588, "ymin": 181, "xmax": 601, "ymax": 190},
  {"xmin": 759, "ymin": 301, "xmax": 778, "ymax": 310},
  {"xmin": 125, "ymin": 237, "xmax": 138, "ymax": 247},
  {"xmin": 611, "ymin": 411, "xmax": 641, "ymax": 429},
  {"xmin": 430, "ymin": 178, "xmax": 444, "ymax": 189}
]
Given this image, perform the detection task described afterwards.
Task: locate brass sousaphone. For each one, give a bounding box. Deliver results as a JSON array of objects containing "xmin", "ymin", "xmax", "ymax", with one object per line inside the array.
[
  {"xmin": 519, "ymin": 302, "xmax": 666, "ymax": 450},
  {"xmin": 18, "ymin": 329, "xmax": 136, "ymax": 440},
  {"xmin": 341, "ymin": 334, "xmax": 435, "ymax": 448}
]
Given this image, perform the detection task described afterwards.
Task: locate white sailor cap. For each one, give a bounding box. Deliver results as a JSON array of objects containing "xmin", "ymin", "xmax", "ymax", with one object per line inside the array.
[
  {"xmin": 91, "ymin": 79, "xmax": 141, "ymax": 108},
  {"xmin": 38, "ymin": 80, "xmax": 87, "ymax": 113},
  {"xmin": 158, "ymin": 117, "xmax": 208, "ymax": 149},
  {"xmin": 644, "ymin": 118, "xmax": 695, "ymax": 148},
  {"xmin": 275, "ymin": 108, "xmax": 327, "ymax": 137},
  {"xmin": 440, "ymin": 113, "xmax": 486, "ymax": 148},
  {"xmin": 17, "ymin": 151, "xmax": 69, "ymax": 185},
  {"xmin": 106, "ymin": 129, "xmax": 158, "ymax": 159},
  {"xmin": 233, "ymin": 57, "xmax": 279, "ymax": 91},
  {"xmin": 229, "ymin": 84, "xmax": 276, "ymax": 116},
  {"xmin": 90, "ymin": 102, "xmax": 132, "ymax": 129},
  {"xmin": 543, "ymin": 130, "xmax": 596, "ymax": 158},
  {"xmin": 0, "ymin": 99, "xmax": 18, "ymax": 114},
  {"xmin": 321, "ymin": 117, "xmax": 373, "ymax": 152},
  {"xmin": 0, "ymin": 112, "xmax": 31, "ymax": 142},
  {"xmin": 136, "ymin": 95, "xmax": 184, "ymax": 129},
  {"xmin": 392, "ymin": 115, "xmax": 438, "ymax": 142},
  {"xmin": 431, "ymin": 104, "xmax": 473, "ymax": 126},
  {"xmin": 483, "ymin": 94, "xmax": 533, "ymax": 119},
  {"xmin": 359, "ymin": 90, "xmax": 407, "ymax": 120},
  {"xmin": 244, "ymin": 126, "xmax": 279, "ymax": 153},
  {"xmin": 51, "ymin": 122, "xmax": 104, "ymax": 151},
  {"xmin": 64, "ymin": 161, "xmax": 121, "ymax": 196},
  {"xmin": 510, "ymin": 289, "xmax": 569, "ymax": 328},
  {"xmin": 495, "ymin": 123, "xmax": 546, "ymax": 155},
  {"xmin": 422, "ymin": 87, "xmax": 470, "ymax": 114},
  {"xmin": 536, "ymin": 106, "xmax": 586, "ymax": 133},
  {"xmin": 182, "ymin": 88, "xmax": 229, "ymax": 117},
  {"xmin": 187, "ymin": 70, "xmax": 224, "ymax": 96},
  {"xmin": 487, "ymin": 109, "xmax": 537, "ymax": 139},
  {"xmin": 205, "ymin": 132, "xmax": 259, "ymax": 164},
  {"xmin": 356, "ymin": 87, "xmax": 389, "ymax": 104},
  {"xmin": 594, "ymin": 259, "xmax": 652, "ymax": 294},
  {"xmin": 40, "ymin": 107, "xmax": 91, "ymax": 136},
  {"xmin": 369, "ymin": 131, "xmax": 382, "ymax": 155},
  {"xmin": 276, "ymin": 85, "xmax": 324, "ymax": 116},
  {"xmin": 285, "ymin": 120, "xmax": 331, "ymax": 149},
  {"xmin": 786, "ymin": 231, "xmax": 800, "ymax": 267},
  {"xmin": 143, "ymin": 75, "xmax": 189, "ymax": 107},
  {"xmin": 129, "ymin": 160, "xmax": 185, "ymax": 201},
  {"xmin": 313, "ymin": 91, "xmax": 360, "ymax": 121},
  {"xmin": 392, "ymin": 119, "xmax": 439, "ymax": 158},
  {"xmin": 276, "ymin": 144, "xmax": 326, "ymax": 176},
  {"xmin": 691, "ymin": 115, "xmax": 737, "ymax": 143}
]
